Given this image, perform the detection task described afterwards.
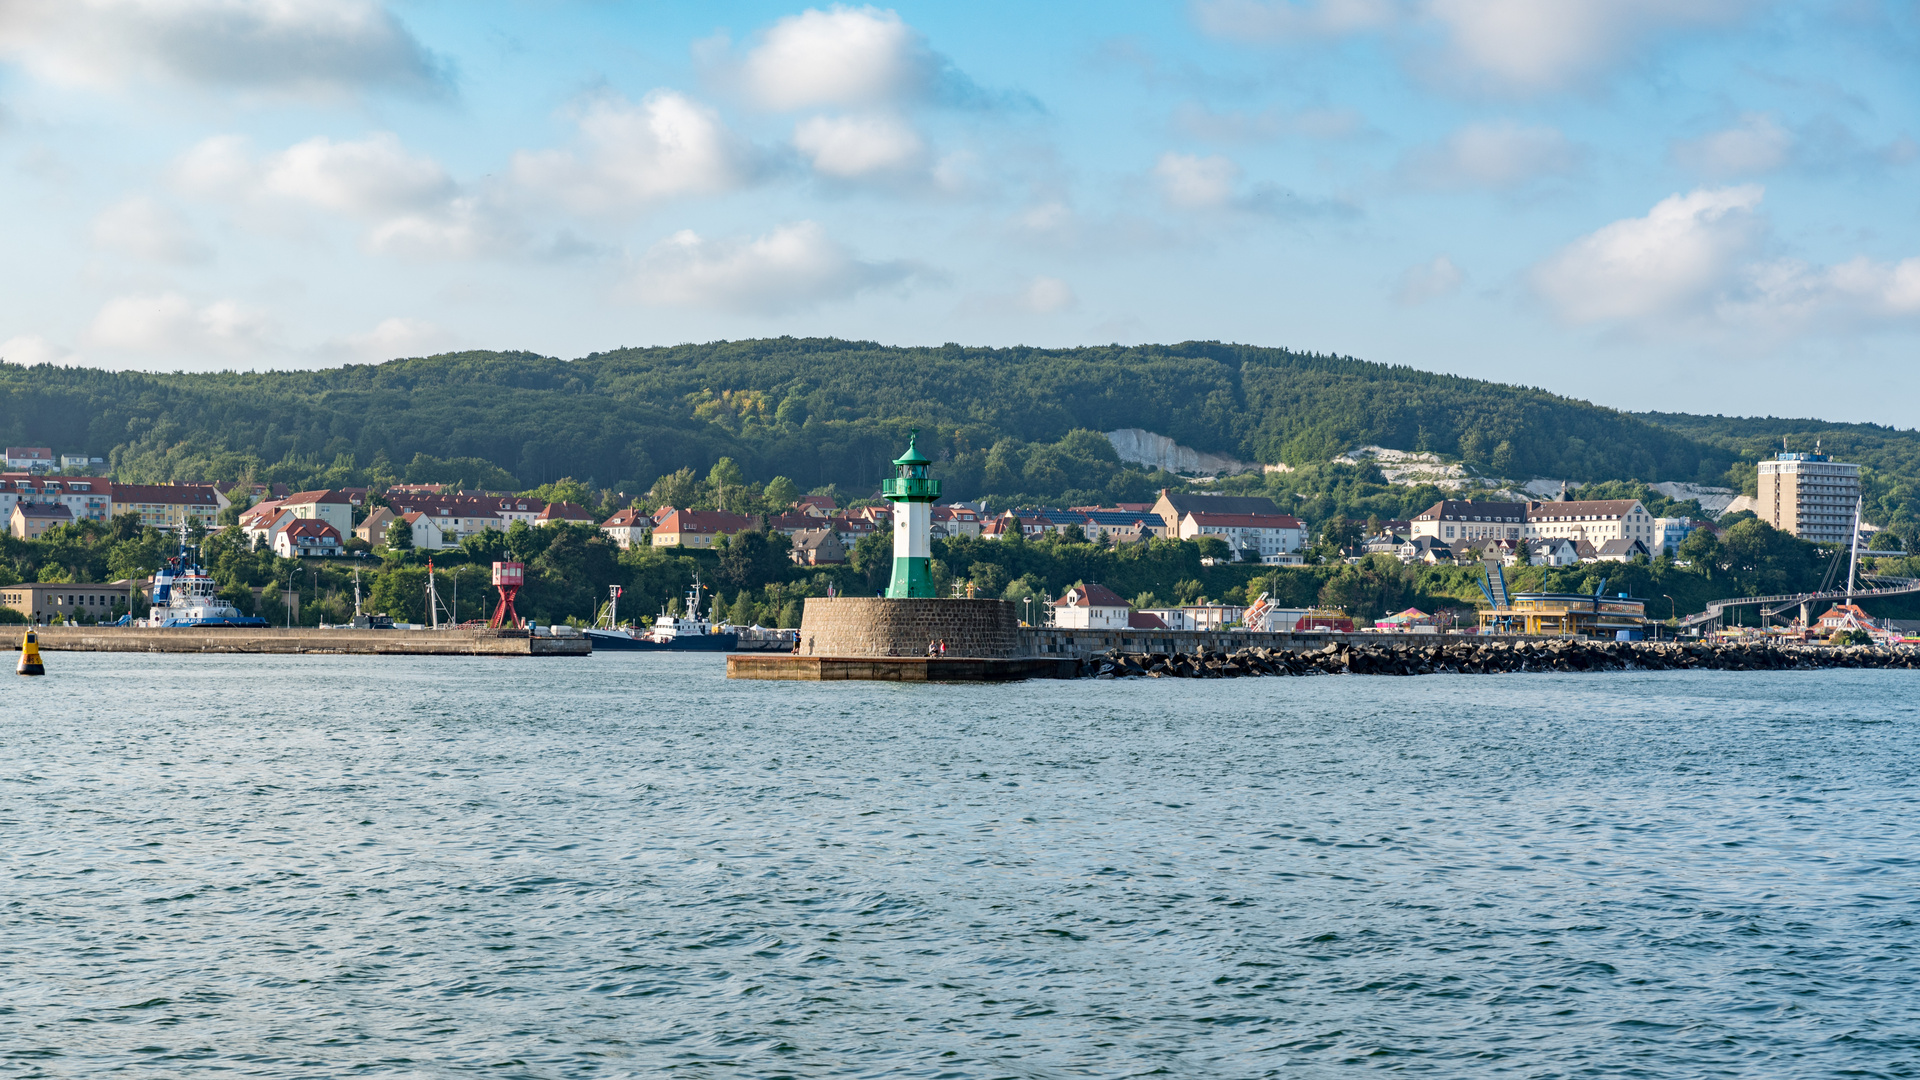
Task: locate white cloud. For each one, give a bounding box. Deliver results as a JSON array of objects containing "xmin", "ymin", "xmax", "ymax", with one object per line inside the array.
[
  {"xmin": 1400, "ymin": 121, "xmax": 1582, "ymax": 189},
  {"xmin": 1394, "ymin": 255, "xmax": 1465, "ymax": 304},
  {"xmin": 0, "ymin": 335, "xmax": 80, "ymax": 366},
  {"xmin": 512, "ymin": 91, "xmax": 759, "ymax": 213},
  {"xmin": 630, "ymin": 220, "xmax": 916, "ymax": 313},
  {"xmin": 1532, "ymin": 186, "xmax": 1764, "ymax": 325},
  {"xmin": 1154, "ymin": 152, "xmax": 1243, "ymax": 209},
  {"xmin": 86, "ymin": 292, "xmax": 275, "ymax": 356},
  {"xmin": 0, "ymin": 0, "xmax": 444, "ymax": 96},
  {"xmin": 1535, "ymin": 186, "xmax": 1920, "ymax": 336},
  {"xmin": 263, "ymin": 133, "xmax": 452, "ymax": 214},
  {"xmin": 1672, "ymin": 113, "xmax": 1794, "ymax": 177},
  {"xmin": 1192, "ymin": 0, "xmax": 1749, "ymax": 93},
  {"xmin": 90, "ymin": 195, "xmax": 211, "ymax": 263},
  {"xmin": 1019, "ymin": 276, "xmax": 1076, "ymax": 313},
  {"xmin": 173, "ymin": 131, "xmax": 452, "ymax": 214},
  {"xmin": 732, "ymin": 6, "xmax": 935, "ymax": 110},
  {"xmin": 793, "ymin": 113, "xmax": 926, "ymax": 178},
  {"xmin": 364, "ymin": 197, "xmax": 521, "ymax": 260},
  {"xmin": 330, "ymin": 316, "xmax": 454, "ymax": 360}
]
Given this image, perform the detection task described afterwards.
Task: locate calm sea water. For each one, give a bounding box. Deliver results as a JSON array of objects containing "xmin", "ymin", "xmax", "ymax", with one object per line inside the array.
[{"xmin": 4, "ymin": 653, "xmax": 1917, "ymax": 1078}]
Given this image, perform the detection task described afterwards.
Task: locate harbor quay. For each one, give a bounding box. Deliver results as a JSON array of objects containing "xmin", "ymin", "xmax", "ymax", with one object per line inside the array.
[{"xmin": 13, "ymin": 625, "xmax": 590, "ymax": 656}]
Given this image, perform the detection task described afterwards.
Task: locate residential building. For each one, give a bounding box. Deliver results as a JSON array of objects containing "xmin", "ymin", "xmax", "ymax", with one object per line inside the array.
[
  {"xmin": 651, "ymin": 509, "xmax": 757, "ymax": 548},
  {"xmin": 599, "ymin": 507, "xmax": 652, "ymax": 549},
  {"xmin": 278, "ymin": 489, "xmax": 356, "ymax": 535},
  {"xmin": 1052, "ymin": 583, "xmax": 1131, "ymax": 629},
  {"xmin": 386, "ymin": 483, "xmax": 446, "ymax": 497},
  {"xmin": 794, "ymin": 494, "xmax": 837, "ymax": 517},
  {"xmin": 0, "ymin": 476, "xmax": 112, "ymax": 523},
  {"xmin": 1651, "ymin": 517, "xmax": 1696, "ymax": 556},
  {"xmin": 384, "ymin": 493, "xmax": 547, "ymax": 541},
  {"xmin": 1177, "ymin": 510, "xmax": 1306, "ymax": 559},
  {"xmin": 274, "ymin": 519, "xmax": 345, "ymax": 558},
  {"xmin": 59, "ymin": 454, "xmax": 89, "ymax": 470},
  {"xmin": 791, "ymin": 527, "xmax": 847, "ymax": 565},
  {"xmin": 1137, "ymin": 607, "xmax": 1192, "ymax": 630},
  {"xmin": 1594, "ymin": 537, "xmax": 1650, "ymax": 563},
  {"xmin": 536, "ymin": 501, "xmax": 597, "ymax": 526},
  {"xmin": 1151, "ymin": 489, "xmax": 1286, "ymax": 534},
  {"xmin": 1128, "ymin": 611, "xmax": 1169, "ymax": 630},
  {"xmin": 396, "ymin": 512, "xmax": 446, "ymax": 550},
  {"xmin": 112, "ymin": 483, "xmax": 221, "ymax": 529},
  {"xmin": 1410, "ymin": 500, "xmax": 1528, "ymax": 543},
  {"xmin": 1758, "ymin": 450, "xmax": 1862, "ymax": 544},
  {"xmin": 356, "ymin": 506, "xmax": 397, "ymax": 547},
  {"xmin": 1523, "ymin": 499, "xmax": 1657, "ymax": 548},
  {"xmin": 827, "ymin": 514, "xmax": 881, "ymax": 549},
  {"xmin": 1077, "ymin": 509, "xmax": 1165, "ymax": 543},
  {"xmin": 0, "ymin": 581, "xmax": 133, "ymax": 624},
  {"xmin": 1531, "ymin": 537, "xmax": 1580, "ymax": 566},
  {"xmin": 930, "ymin": 504, "xmax": 983, "ymax": 538},
  {"xmin": 5, "ymin": 447, "xmax": 54, "ymax": 473},
  {"xmin": 11, "ymin": 501, "xmax": 72, "ymax": 539},
  {"xmin": 1400, "ymin": 535, "xmax": 1456, "ymax": 564}
]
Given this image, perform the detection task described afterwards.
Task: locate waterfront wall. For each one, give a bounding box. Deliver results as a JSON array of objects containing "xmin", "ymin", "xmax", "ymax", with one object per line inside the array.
[
  {"xmin": 1023, "ymin": 627, "xmax": 1354, "ymax": 659},
  {"xmin": 798, "ymin": 598, "xmax": 1020, "ymax": 658},
  {"xmin": 16, "ymin": 626, "xmax": 590, "ymax": 656}
]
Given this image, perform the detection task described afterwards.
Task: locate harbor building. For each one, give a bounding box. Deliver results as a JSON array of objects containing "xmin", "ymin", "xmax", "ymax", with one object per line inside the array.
[
  {"xmin": 1757, "ymin": 451, "xmax": 1860, "ymax": 544},
  {"xmin": 1478, "ymin": 592, "xmax": 1649, "ymax": 638},
  {"xmin": 0, "ymin": 581, "xmax": 134, "ymax": 624}
]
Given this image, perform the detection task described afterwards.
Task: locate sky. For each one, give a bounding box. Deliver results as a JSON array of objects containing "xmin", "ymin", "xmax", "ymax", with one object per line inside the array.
[{"xmin": 1, "ymin": 0, "xmax": 1917, "ymax": 425}]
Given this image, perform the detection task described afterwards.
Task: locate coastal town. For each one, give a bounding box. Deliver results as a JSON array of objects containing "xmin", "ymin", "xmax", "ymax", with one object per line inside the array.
[{"xmin": 3, "ymin": 442, "xmax": 1907, "ymax": 645}]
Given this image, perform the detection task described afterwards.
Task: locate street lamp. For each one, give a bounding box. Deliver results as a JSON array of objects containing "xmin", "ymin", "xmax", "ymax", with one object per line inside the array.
[{"xmin": 1661, "ymin": 594, "xmax": 1676, "ymax": 640}]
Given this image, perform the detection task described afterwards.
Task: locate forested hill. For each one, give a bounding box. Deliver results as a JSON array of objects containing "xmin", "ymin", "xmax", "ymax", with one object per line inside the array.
[{"xmin": 0, "ymin": 339, "xmax": 1732, "ymax": 500}]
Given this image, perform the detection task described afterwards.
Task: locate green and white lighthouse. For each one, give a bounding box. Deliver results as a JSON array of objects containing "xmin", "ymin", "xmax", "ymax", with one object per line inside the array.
[{"xmin": 881, "ymin": 431, "xmax": 941, "ymax": 598}]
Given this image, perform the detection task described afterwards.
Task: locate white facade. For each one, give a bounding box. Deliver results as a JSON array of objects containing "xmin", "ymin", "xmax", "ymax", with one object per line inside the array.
[
  {"xmin": 1178, "ymin": 512, "xmax": 1307, "ymax": 559},
  {"xmin": 1651, "ymin": 517, "xmax": 1695, "ymax": 556},
  {"xmin": 893, "ymin": 500, "xmax": 930, "ymax": 561}
]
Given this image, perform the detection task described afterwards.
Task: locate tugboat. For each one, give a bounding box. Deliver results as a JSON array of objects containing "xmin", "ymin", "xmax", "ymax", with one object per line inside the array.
[
  {"xmin": 145, "ymin": 523, "xmax": 270, "ymax": 627},
  {"xmin": 586, "ymin": 581, "xmax": 738, "ymax": 652}
]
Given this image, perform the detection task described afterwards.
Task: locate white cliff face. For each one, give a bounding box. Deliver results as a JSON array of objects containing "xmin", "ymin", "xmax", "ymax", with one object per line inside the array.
[
  {"xmin": 1650, "ymin": 482, "xmax": 1737, "ymax": 517},
  {"xmin": 1105, "ymin": 429, "xmax": 1259, "ymax": 476}
]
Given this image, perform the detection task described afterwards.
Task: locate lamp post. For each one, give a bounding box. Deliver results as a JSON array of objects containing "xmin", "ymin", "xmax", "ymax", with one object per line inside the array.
[{"xmin": 1661, "ymin": 594, "xmax": 1675, "ymax": 640}]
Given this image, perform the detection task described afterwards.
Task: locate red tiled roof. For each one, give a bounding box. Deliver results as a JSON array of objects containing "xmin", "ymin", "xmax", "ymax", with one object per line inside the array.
[
  {"xmin": 112, "ymin": 483, "xmax": 219, "ymax": 506},
  {"xmin": 1056, "ymin": 582, "xmax": 1129, "ymax": 608},
  {"xmin": 601, "ymin": 508, "xmax": 650, "ymax": 527},
  {"xmin": 536, "ymin": 501, "xmax": 596, "ymax": 521},
  {"xmin": 656, "ymin": 509, "xmax": 757, "ymax": 534},
  {"xmin": 1128, "ymin": 611, "xmax": 1168, "ymax": 629}
]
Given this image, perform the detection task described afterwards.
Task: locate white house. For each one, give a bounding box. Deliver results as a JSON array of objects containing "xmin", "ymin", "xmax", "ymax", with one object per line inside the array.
[
  {"xmin": 1531, "ymin": 537, "xmax": 1580, "ymax": 566},
  {"xmin": 1177, "ymin": 511, "xmax": 1307, "ymax": 560},
  {"xmin": 396, "ymin": 511, "xmax": 448, "ymax": 550},
  {"xmin": 1052, "ymin": 583, "xmax": 1131, "ymax": 629},
  {"xmin": 274, "ymin": 519, "xmax": 344, "ymax": 558}
]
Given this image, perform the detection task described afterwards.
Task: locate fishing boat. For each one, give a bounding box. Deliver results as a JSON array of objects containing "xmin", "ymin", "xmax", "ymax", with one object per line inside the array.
[
  {"xmin": 144, "ymin": 524, "xmax": 270, "ymax": 627},
  {"xmin": 586, "ymin": 582, "xmax": 739, "ymax": 652}
]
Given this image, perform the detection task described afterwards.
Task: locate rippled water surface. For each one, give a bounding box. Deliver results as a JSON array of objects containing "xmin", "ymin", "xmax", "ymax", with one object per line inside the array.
[{"xmin": 4, "ymin": 653, "xmax": 1918, "ymax": 1078}]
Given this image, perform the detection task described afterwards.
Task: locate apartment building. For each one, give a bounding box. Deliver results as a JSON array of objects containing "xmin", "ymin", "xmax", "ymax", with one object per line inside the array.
[
  {"xmin": 110, "ymin": 483, "xmax": 220, "ymax": 529},
  {"xmin": 1757, "ymin": 451, "xmax": 1861, "ymax": 544}
]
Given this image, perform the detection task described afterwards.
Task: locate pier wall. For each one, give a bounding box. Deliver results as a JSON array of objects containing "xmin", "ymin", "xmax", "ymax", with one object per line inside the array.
[
  {"xmin": 798, "ymin": 598, "xmax": 1019, "ymax": 658},
  {"xmin": 1020, "ymin": 628, "xmax": 1551, "ymax": 658},
  {"xmin": 16, "ymin": 626, "xmax": 590, "ymax": 656}
]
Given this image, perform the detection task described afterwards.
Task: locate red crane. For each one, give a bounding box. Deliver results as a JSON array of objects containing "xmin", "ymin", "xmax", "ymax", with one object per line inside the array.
[{"xmin": 490, "ymin": 561, "xmax": 524, "ymax": 628}]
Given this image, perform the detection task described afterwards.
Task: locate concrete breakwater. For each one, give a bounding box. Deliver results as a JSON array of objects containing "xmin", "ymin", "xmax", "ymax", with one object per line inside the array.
[
  {"xmin": 14, "ymin": 626, "xmax": 591, "ymax": 656},
  {"xmin": 1086, "ymin": 639, "xmax": 1920, "ymax": 678}
]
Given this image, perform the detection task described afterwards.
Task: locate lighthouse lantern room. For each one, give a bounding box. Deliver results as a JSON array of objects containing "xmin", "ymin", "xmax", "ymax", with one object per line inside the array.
[{"xmin": 880, "ymin": 431, "xmax": 941, "ymax": 598}]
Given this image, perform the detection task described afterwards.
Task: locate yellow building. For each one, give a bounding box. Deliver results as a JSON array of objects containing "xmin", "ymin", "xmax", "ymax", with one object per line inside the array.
[
  {"xmin": 111, "ymin": 483, "xmax": 221, "ymax": 529},
  {"xmin": 1479, "ymin": 592, "xmax": 1649, "ymax": 638}
]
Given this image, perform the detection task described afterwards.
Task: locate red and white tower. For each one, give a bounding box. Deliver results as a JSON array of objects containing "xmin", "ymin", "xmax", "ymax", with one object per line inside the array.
[{"xmin": 490, "ymin": 561, "xmax": 524, "ymax": 628}]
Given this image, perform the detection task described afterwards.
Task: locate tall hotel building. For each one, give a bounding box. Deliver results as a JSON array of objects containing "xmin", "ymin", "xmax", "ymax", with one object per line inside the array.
[{"xmin": 1757, "ymin": 451, "xmax": 1861, "ymax": 544}]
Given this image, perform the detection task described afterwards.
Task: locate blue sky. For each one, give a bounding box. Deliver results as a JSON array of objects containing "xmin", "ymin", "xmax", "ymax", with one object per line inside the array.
[{"xmin": 2, "ymin": 1, "xmax": 1917, "ymax": 424}]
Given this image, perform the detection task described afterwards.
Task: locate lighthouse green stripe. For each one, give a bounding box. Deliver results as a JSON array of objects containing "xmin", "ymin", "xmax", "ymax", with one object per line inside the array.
[{"xmin": 887, "ymin": 556, "xmax": 935, "ymax": 599}]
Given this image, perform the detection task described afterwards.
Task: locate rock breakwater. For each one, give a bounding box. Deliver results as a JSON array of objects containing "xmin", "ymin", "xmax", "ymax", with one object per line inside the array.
[{"xmin": 1086, "ymin": 639, "xmax": 1920, "ymax": 678}]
